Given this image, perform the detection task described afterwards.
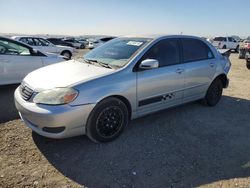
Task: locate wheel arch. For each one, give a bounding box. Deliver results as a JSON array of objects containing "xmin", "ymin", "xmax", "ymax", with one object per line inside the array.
[
  {"xmin": 60, "ymin": 50, "xmax": 72, "ymax": 57},
  {"xmin": 98, "ymin": 95, "xmax": 132, "ymax": 120},
  {"xmin": 214, "ymin": 73, "xmax": 228, "ymax": 88}
]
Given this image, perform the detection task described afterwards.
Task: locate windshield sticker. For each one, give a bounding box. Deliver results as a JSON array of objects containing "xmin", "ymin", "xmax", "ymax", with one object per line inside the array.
[{"xmin": 127, "ymin": 41, "xmax": 143, "ymax": 46}]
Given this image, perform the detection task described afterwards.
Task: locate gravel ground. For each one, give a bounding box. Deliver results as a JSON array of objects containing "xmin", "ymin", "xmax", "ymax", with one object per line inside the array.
[{"xmin": 0, "ymin": 52, "xmax": 250, "ymax": 188}]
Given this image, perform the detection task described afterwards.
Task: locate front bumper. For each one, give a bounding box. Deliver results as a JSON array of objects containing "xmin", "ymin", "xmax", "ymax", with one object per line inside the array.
[{"xmin": 14, "ymin": 87, "xmax": 95, "ymax": 139}]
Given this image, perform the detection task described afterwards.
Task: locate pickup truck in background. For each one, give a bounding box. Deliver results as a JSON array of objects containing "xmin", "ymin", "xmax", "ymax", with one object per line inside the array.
[{"xmin": 212, "ymin": 37, "xmax": 239, "ymax": 52}]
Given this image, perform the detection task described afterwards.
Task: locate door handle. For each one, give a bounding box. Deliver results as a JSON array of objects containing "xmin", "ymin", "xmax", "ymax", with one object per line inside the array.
[
  {"xmin": 176, "ymin": 68, "xmax": 184, "ymax": 74},
  {"xmin": 210, "ymin": 62, "xmax": 215, "ymax": 67}
]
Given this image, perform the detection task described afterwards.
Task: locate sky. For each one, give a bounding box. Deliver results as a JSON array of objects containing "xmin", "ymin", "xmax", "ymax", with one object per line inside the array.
[{"xmin": 0, "ymin": 0, "xmax": 249, "ymax": 37}]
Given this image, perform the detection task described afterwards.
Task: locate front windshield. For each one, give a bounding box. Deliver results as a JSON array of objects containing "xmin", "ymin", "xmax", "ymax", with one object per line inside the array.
[
  {"xmin": 0, "ymin": 39, "xmax": 30, "ymax": 55},
  {"xmin": 84, "ymin": 37, "xmax": 151, "ymax": 68}
]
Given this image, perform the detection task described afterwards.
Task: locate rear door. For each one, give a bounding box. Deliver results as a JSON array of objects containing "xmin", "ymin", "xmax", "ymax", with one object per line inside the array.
[
  {"xmin": 228, "ymin": 37, "xmax": 238, "ymax": 49},
  {"xmin": 39, "ymin": 38, "xmax": 59, "ymax": 53},
  {"xmin": 227, "ymin": 37, "xmax": 234, "ymax": 49},
  {"xmin": 0, "ymin": 38, "xmax": 43, "ymax": 85},
  {"xmin": 33, "ymin": 38, "xmax": 57, "ymax": 53},
  {"xmin": 181, "ymin": 38, "xmax": 216, "ymax": 103},
  {"xmin": 136, "ymin": 38, "xmax": 185, "ymax": 115}
]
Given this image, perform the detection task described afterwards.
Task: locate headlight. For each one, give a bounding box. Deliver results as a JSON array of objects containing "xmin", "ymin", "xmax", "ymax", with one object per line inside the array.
[{"xmin": 33, "ymin": 88, "xmax": 78, "ymax": 105}]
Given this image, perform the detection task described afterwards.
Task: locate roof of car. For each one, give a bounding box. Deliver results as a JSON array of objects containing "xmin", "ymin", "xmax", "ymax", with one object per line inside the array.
[
  {"xmin": 11, "ymin": 36, "xmax": 46, "ymax": 40},
  {"xmin": 0, "ymin": 36, "xmax": 33, "ymax": 49},
  {"xmin": 122, "ymin": 34, "xmax": 204, "ymax": 40},
  {"xmin": 0, "ymin": 36, "xmax": 12, "ymax": 40}
]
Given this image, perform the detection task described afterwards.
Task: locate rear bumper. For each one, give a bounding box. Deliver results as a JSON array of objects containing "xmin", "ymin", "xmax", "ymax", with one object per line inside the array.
[
  {"xmin": 14, "ymin": 87, "xmax": 95, "ymax": 139},
  {"xmin": 246, "ymin": 52, "xmax": 250, "ymax": 60}
]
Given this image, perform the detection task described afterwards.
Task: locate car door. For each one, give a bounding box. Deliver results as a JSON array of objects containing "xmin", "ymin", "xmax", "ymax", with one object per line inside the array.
[
  {"xmin": 227, "ymin": 37, "xmax": 234, "ymax": 49},
  {"xmin": 0, "ymin": 38, "xmax": 43, "ymax": 85},
  {"xmin": 39, "ymin": 38, "xmax": 59, "ymax": 53},
  {"xmin": 19, "ymin": 37, "xmax": 35, "ymax": 47},
  {"xmin": 136, "ymin": 38, "xmax": 185, "ymax": 116},
  {"xmin": 66, "ymin": 40, "xmax": 76, "ymax": 48},
  {"xmin": 31, "ymin": 38, "xmax": 45, "ymax": 52},
  {"xmin": 181, "ymin": 38, "xmax": 216, "ymax": 103},
  {"xmin": 32, "ymin": 38, "xmax": 53, "ymax": 53}
]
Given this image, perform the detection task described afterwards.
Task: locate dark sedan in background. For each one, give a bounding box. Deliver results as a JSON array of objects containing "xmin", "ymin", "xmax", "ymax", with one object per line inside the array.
[{"xmin": 47, "ymin": 38, "xmax": 74, "ymax": 48}]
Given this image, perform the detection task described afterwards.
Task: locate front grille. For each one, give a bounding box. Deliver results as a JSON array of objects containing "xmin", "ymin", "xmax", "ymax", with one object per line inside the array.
[{"xmin": 20, "ymin": 84, "xmax": 34, "ymax": 101}]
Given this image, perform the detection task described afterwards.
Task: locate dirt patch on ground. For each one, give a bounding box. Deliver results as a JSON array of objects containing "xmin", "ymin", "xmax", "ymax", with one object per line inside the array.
[{"xmin": 0, "ymin": 53, "xmax": 250, "ymax": 188}]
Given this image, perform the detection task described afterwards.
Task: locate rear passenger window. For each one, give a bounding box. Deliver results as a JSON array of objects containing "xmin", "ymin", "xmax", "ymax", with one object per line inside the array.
[
  {"xmin": 182, "ymin": 39, "xmax": 214, "ymax": 62},
  {"xmin": 20, "ymin": 38, "xmax": 35, "ymax": 46},
  {"xmin": 141, "ymin": 39, "xmax": 180, "ymax": 67}
]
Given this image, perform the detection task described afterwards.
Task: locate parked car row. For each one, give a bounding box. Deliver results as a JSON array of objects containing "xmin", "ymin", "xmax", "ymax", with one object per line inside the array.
[
  {"xmin": 0, "ymin": 36, "xmax": 66, "ymax": 85},
  {"xmin": 87, "ymin": 37, "xmax": 116, "ymax": 49},
  {"xmin": 0, "ymin": 34, "xmax": 119, "ymax": 86},
  {"xmin": 12, "ymin": 36, "xmax": 74, "ymax": 59},
  {"xmin": 63, "ymin": 38, "xmax": 85, "ymax": 49},
  {"xmin": 207, "ymin": 35, "xmax": 250, "ymax": 69},
  {"xmin": 47, "ymin": 36, "xmax": 115, "ymax": 49},
  {"xmin": 212, "ymin": 36, "xmax": 239, "ymax": 52},
  {"xmin": 46, "ymin": 38, "xmax": 75, "ymax": 48}
]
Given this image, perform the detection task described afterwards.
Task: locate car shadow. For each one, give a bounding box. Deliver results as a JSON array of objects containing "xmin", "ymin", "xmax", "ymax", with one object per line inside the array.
[
  {"xmin": 0, "ymin": 84, "xmax": 19, "ymax": 123},
  {"xmin": 32, "ymin": 95, "xmax": 250, "ymax": 187}
]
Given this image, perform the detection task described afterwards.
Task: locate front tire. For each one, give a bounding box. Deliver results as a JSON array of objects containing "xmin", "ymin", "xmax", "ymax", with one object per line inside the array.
[
  {"xmin": 86, "ymin": 97, "xmax": 129, "ymax": 143},
  {"xmin": 201, "ymin": 78, "xmax": 223, "ymax": 106}
]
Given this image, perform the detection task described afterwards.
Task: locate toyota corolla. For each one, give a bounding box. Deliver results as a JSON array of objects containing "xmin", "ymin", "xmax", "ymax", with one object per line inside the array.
[{"xmin": 15, "ymin": 35, "xmax": 231, "ymax": 143}]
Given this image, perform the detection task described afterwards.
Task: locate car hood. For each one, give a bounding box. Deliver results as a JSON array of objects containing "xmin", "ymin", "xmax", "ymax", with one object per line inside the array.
[{"xmin": 23, "ymin": 60, "xmax": 114, "ymax": 91}]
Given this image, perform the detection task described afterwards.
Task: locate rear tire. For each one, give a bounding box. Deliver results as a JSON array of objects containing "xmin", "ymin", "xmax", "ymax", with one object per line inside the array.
[
  {"xmin": 201, "ymin": 78, "xmax": 223, "ymax": 106},
  {"xmin": 61, "ymin": 51, "xmax": 72, "ymax": 59},
  {"xmin": 247, "ymin": 61, "xmax": 250, "ymax": 70},
  {"xmin": 86, "ymin": 97, "xmax": 129, "ymax": 143},
  {"xmin": 222, "ymin": 45, "xmax": 226, "ymax": 49},
  {"xmin": 235, "ymin": 45, "xmax": 239, "ymax": 53},
  {"xmin": 239, "ymin": 49, "xmax": 246, "ymax": 59}
]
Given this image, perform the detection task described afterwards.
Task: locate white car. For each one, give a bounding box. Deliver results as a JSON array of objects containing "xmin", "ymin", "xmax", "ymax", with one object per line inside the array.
[
  {"xmin": 0, "ymin": 36, "xmax": 65, "ymax": 85},
  {"xmin": 212, "ymin": 37, "xmax": 239, "ymax": 52},
  {"xmin": 12, "ymin": 36, "xmax": 74, "ymax": 59}
]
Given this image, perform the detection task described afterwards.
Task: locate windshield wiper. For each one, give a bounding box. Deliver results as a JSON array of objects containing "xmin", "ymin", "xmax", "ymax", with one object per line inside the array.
[
  {"xmin": 85, "ymin": 59, "xmax": 113, "ymax": 69},
  {"xmin": 83, "ymin": 59, "xmax": 94, "ymax": 65}
]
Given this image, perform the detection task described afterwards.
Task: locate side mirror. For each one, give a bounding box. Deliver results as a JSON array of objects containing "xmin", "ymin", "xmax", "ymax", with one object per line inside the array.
[
  {"xmin": 31, "ymin": 48, "xmax": 38, "ymax": 55},
  {"xmin": 139, "ymin": 59, "xmax": 159, "ymax": 70}
]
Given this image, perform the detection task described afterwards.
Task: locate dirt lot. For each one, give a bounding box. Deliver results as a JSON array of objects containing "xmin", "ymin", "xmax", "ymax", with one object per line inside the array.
[{"xmin": 0, "ymin": 52, "xmax": 250, "ymax": 188}]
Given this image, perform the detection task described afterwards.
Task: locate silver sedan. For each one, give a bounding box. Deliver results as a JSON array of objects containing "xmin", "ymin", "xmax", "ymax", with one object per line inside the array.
[{"xmin": 15, "ymin": 35, "xmax": 231, "ymax": 143}]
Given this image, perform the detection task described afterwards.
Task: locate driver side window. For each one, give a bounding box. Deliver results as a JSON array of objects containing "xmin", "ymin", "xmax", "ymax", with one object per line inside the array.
[
  {"xmin": 141, "ymin": 39, "xmax": 180, "ymax": 67},
  {"xmin": 33, "ymin": 38, "xmax": 49, "ymax": 46},
  {"xmin": 0, "ymin": 39, "xmax": 31, "ymax": 56},
  {"xmin": 38, "ymin": 38, "xmax": 50, "ymax": 46}
]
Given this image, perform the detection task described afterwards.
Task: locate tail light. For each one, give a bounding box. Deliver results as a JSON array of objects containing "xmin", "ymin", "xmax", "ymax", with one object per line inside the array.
[{"xmin": 247, "ymin": 44, "xmax": 250, "ymax": 49}]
